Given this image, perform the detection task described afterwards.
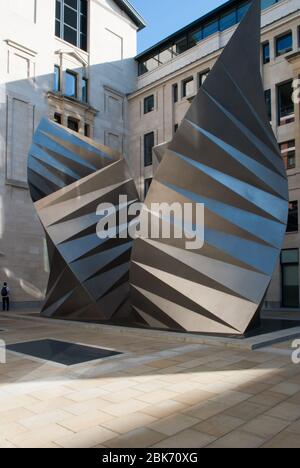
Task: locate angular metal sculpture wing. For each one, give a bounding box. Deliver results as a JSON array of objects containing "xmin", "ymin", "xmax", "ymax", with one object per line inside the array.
[
  {"xmin": 28, "ymin": 119, "xmax": 142, "ymax": 324},
  {"xmin": 130, "ymin": 0, "xmax": 289, "ymax": 335}
]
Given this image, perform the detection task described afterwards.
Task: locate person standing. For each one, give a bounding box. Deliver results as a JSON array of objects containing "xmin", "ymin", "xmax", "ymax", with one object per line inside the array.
[{"xmin": 1, "ymin": 283, "xmax": 10, "ymax": 311}]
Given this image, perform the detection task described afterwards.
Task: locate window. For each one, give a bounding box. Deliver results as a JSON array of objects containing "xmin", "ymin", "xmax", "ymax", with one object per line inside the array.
[
  {"xmin": 84, "ymin": 123, "xmax": 90, "ymax": 137},
  {"xmin": 287, "ymin": 201, "xmax": 298, "ymax": 233},
  {"xmin": 278, "ymin": 81, "xmax": 295, "ymax": 126},
  {"xmin": 54, "ymin": 65, "xmax": 61, "ymax": 92},
  {"xmin": 174, "ymin": 124, "xmax": 179, "ymax": 134},
  {"xmin": 262, "ymin": 42, "xmax": 270, "ymax": 64},
  {"xmin": 173, "ymin": 84, "xmax": 178, "ymax": 103},
  {"xmin": 55, "ymin": 0, "xmax": 88, "ymax": 51},
  {"xmin": 173, "ymin": 37, "xmax": 188, "ymax": 55},
  {"xmin": 65, "ymin": 70, "xmax": 78, "ymax": 98},
  {"xmin": 199, "ymin": 70, "xmax": 209, "ymax": 88},
  {"xmin": 82, "ymin": 77, "xmax": 88, "ymax": 103},
  {"xmin": 202, "ymin": 20, "xmax": 218, "ymax": 39},
  {"xmin": 67, "ymin": 116, "xmax": 79, "ymax": 132},
  {"xmin": 144, "ymin": 132, "xmax": 154, "ymax": 167},
  {"xmin": 182, "ymin": 77, "xmax": 194, "ymax": 98},
  {"xmin": 144, "ymin": 178, "xmax": 153, "ymax": 198},
  {"xmin": 281, "ymin": 249, "xmax": 299, "ymax": 308},
  {"xmin": 54, "ymin": 113, "xmax": 62, "ymax": 124},
  {"xmin": 144, "ymin": 95, "xmax": 155, "ymax": 114},
  {"xmin": 276, "ymin": 32, "xmax": 293, "ymax": 57},
  {"xmin": 280, "ymin": 140, "xmax": 296, "ymax": 170},
  {"xmin": 188, "ymin": 28, "xmax": 203, "ymax": 48},
  {"xmin": 219, "ymin": 10, "xmax": 236, "ymax": 32},
  {"xmin": 264, "ymin": 89, "xmax": 272, "ymax": 122},
  {"xmin": 159, "ymin": 46, "xmax": 173, "ymax": 64}
]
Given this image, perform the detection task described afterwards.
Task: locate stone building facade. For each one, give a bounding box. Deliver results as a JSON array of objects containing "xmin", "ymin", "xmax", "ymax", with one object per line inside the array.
[
  {"xmin": 0, "ymin": 0, "xmax": 144, "ymax": 303},
  {"xmin": 128, "ymin": 0, "xmax": 300, "ymax": 310}
]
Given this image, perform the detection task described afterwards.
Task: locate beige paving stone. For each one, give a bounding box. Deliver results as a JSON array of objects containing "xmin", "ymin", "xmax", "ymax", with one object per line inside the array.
[
  {"xmin": 184, "ymin": 401, "xmax": 231, "ymax": 421},
  {"xmin": 104, "ymin": 428, "xmax": 166, "ymax": 448},
  {"xmin": 147, "ymin": 359, "xmax": 180, "ymax": 369},
  {"xmin": 101, "ymin": 412, "xmax": 157, "ymax": 434},
  {"xmin": 0, "ymin": 395, "xmax": 39, "ymax": 412},
  {"xmin": 56, "ymin": 426, "xmax": 118, "ymax": 448},
  {"xmin": 102, "ymin": 399, "xmax": 150, "ymax": 417},
  {"xmin": 19, "ymin": 409, "xmax": 71, "ymax": 430},
  {"xmin": 56, "ymin": 411, "xmax": 115, "ymax": 432},
  {"xmin": 25, "ymin": 396, "xmax": 76, "ymax": 414},
  {"xmin": 141, "ymin": 399, "xmax": 187, "ymax": 419},
  {"xmin": 262, "ymin": 431, "xmax": 300, "ymax": 448},
  {"xmin": 266, "ymin": 402, "xmax": 300, "ymax": 422},
  {"xmin": 247, "ymin": 391, "xmax": 288, "ymax": 408},
  {"xmin": 194, "ymin": 414, "xmax": 244, "ymax": 438},
  {"xmin": 65, "ymin": 398, "xmax": 113, "ymax": 416},
  {"xmin": 9, "ymin": 423, "xmax": 73, "ymax": 448},
  {"xmin": 0, "ymin": 407, "xmax": 35, "ymax": 425},
  {"xmin": 270, "ymin": 382, "xmax": 300, "ymax": 396},
  {"xmin": 0, "ymin": 422, "xmax": 28, "ymax": 439},
  {"xmin": 242, "ymin": 415, "xmax": 290, "ymax": 439},
  {"xmin": 286, "ymin": 419, "xmax": 300, "ymax": 434},
  {"xmin": 149, "ymin": 414, "xmax": 199, "ymax": 436},
  {"xmin": 63, "ymin": 388, "xmax": 110, "ymax": 402},
  {"xmin": 286, "ymin": 391, "xmax": 300, "ymax": 405},
  {"xmin": 153, "ymin": 429, "xmax": 215, "ymax": 448},
  {"xmin": 208, "ymin": 430, "xmax": 265, "ymax": 448},
  {"xmin": 223, "ymin": 402, "xmax": 268, "ymax": 421},
  {"xmin": 173, "ymin": 389, "xmax": 216, "ymax": 406},
  {"xmin": 137, "ymin": 390, "xmax": 179, "ymax": 404}
]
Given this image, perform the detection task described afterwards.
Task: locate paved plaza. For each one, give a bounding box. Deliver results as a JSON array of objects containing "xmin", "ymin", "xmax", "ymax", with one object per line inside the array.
[{"xmin": 0, "ymin": 312, "xmax": 300, "ymax": 448}]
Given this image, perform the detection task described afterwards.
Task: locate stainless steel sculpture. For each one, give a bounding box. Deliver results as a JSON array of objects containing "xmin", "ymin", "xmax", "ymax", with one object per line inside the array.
[
  {"xmin": 130, "ymin": 0, "xmax": 289, "ymax": 335},
  {"xmin": 28, "ymin": 0, "xmax": 288, "ymax": 335},
  {"xmin": 28, "ymin": 119, "xmax": 141, "ymax": 324}
]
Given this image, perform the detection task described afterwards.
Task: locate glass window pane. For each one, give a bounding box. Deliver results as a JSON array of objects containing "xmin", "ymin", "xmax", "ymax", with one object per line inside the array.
[
  {"xmin": 56, "ymin": 0, "xmax": 61, "ymax": 20},
  {"xmin": 278, "ymin": 81, "xmax": 294, "ymax": 126},
  {"xmin": 188, "ymin": 28, "xmax": 202, "ymax": 48},
  {"xmin": 287, "ymin": 201, "xmax": 298, "ymax": 233},
  {"xmin": 65, "ymin": 71, "xmax": 77, "ymax": 98},
  {"xmin": 203, "ymin": 20, "xmax": 218, "ymax": 39},
  {"xmin": 144, "ymin": 132, "xmax": 154, "ymax": 167},
  {"xmin": 281, "ymin": 249, "xmax": 299, "ymax": 264},
  {"xmin": 219, "ymin": 10, "xmax": 236, "ymax": 32},
  {"xmin": 261, "ymin": 0, "xmax": 277, "ymax": 9},
  {"xmin": 276, "ymin": 32, "xmax": 293, "ymax": 56},
  {"xmin": 65, "ymin": 0, "xmax": 77, "ymax": 9},
  {"xmin": 68, "ymin": 117, "xmax": 79, "ymax": 132},
  {"xmin": 280, "ymin": 140, "xmax": 296, "ymax": 170},
  {"xmin": 80, "ymin": 13, "xmax": 87, "ymax": 34},
  {"xmin": 263, "ymin": 42, "xmax": 270, "ymax": 64},
  {"xmin": 82, "ymin": 78, "xmax": 88, "ymax": 102},
  {"xmin": 264, "ymin": 89, "xmax": 272, "ymax": 121},
  {"xmin": 64, "ymin": 5, "xmax": 77, "ymax": 28},
  {"xmin": 144, "ymin": 95, "xmax": 154, "ymax": 114},
  {"xmin": 173, "ymin": 37, "xmax": 188, "ymax": 55},
  {"xmin": 182, "ymin": 77, "xmax": 194, "ymax": 97},
  {"xmin": 80, "ymin": 0, "xmax": 87, "ymax": 15},
  {"xmin": 64, "ymin": 25, "xmax": 77, "ymax": 46},
  {"xmin": 80, "ymin": 33, "xmax": 87, "ymax": 51},
  {"xmin": 144, "ymin": 178, "xmax": 152, "ymax": 198},
  {"xmin": 55, "ymin": 19, "xmax": 61, "ymax": 38},
  {"xmin": 54, "ymin": 65, "xmax": 61, "ymax": 92}
]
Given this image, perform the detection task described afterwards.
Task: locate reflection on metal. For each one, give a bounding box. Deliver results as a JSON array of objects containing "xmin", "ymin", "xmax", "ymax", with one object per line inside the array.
[
  {"xmin": 28, "ymin": 119, "xmax": 141, "ymax": 324},
  {"xmin": 130, "ymin": 0, "xmax": 289, "ymax": 335}
]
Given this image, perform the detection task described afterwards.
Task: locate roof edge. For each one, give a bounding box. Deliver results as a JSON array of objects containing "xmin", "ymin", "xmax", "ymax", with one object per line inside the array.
[{"xmin": 114, "ymin": 0, "xmax": 146, "ymax": 31}]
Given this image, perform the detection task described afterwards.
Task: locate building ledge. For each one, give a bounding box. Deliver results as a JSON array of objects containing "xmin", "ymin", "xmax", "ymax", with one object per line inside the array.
[
  {"xmin": 47, "ymin": 92, "xmax": 98, "ymax": 115},
  {"xmin": 285, "ymin": 49, "xmax": 300, "ymax": 64}
]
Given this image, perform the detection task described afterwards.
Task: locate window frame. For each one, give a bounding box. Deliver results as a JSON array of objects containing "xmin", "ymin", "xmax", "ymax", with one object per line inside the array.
[
  {"xmin": 182, "ymin": 76, "xmax": 194, "ymax": 98},
  {"xmin": 275, "ymin": 31, "xmax": 293, "ymax": 57},
  {"xmin": 262, "ymin": 42, "xmax": 270, "ymax": 64},
  {"xmin": 144, "ymin": 95, "xmax": 155, "ymax": 115},
  {"xmin": 277, "ymin": 80, "xmax": 295, "ymax": 126},
  {"xmin": 55, "ymin": 0, "xmax": 88, "ymax": 52},
  {"xmin": 65, "ymin": 69, "xmax": 78, "ymax": 99},
  {"xmin": 144, "ymin": 132, "xmax": 155, "ymax": 167}
]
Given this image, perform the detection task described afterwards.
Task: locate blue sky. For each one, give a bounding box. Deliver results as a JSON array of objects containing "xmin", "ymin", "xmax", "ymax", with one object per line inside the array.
[{"xmin": 131, "ymin": 0, "xmax": 227, "ymax": 53}]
